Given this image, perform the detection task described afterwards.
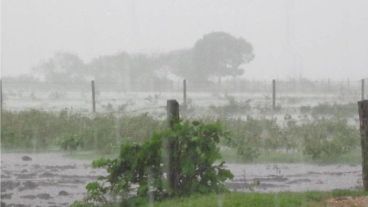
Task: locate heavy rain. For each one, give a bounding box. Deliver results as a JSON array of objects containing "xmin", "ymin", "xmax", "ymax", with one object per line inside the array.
[{"xmin": 1, "ymin": 0, "xmax": 368, "ymax": 206}]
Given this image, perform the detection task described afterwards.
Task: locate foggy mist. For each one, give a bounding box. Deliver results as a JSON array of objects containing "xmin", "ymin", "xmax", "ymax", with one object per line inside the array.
[
  {"xmin": 2, "ymin": 0, "xmax": 368, "ymax": 80},
  {"xmin": 2, "ymin": 1, "xmax": 368, "ymax": 207}
]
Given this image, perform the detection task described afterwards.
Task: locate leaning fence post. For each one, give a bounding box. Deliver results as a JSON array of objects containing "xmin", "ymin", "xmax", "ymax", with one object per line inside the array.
[
  {"xmin": 272, "ymin": 79, "xmax": 276, "ymax": 110},
  {"xmin": 362, "ymin": 79, "xmax": 365, "ymax": 100},
  {"xmin": 358, "ymin": 100, "xmax": 368, "ymax": 190},
  {"xmin": 91, "ymin": 80, "xmax": 96, "ymax": 113}
]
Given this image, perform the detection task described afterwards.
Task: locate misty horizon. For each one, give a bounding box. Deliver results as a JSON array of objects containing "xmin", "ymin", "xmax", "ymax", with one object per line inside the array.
[{"xmin": 2, "ymin": 0, "xmax": 368, "ymax": 80}]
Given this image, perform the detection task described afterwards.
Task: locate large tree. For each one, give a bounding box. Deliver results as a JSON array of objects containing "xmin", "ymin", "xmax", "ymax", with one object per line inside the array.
[
  {"xmin": 87, "ymin": 52, "xmax": 130, "ymax": 83},
  {"xmin": 32, "ymin": 52, "xmax": 86, "ymax": 83},
  {"xmin": 192, "ymin": 32, "xmax": 254, "ymax": 82},
  {"xmin": 159, "ymin": 49, "xmax": 193, "ymax": 79}
]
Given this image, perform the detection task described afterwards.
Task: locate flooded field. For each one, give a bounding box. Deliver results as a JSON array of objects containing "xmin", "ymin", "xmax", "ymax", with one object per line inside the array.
[
  {"xmin": 1, "ymin": 153, "xmax": 106, "ymax": 207},
  {"xmin": 2, "ymin": 1, "xmax": 368, "ymax": 206},
  {"xmin": 227, "ymin": 163, "xmax": 362, "ymax": 192},
  {"xmin": 1, "ymin": 153, "xmax": 363, "ymax": 206}
]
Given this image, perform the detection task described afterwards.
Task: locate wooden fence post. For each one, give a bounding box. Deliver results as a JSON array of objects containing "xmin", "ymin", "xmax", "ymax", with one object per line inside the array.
[
  {"xmin": 166, "ymin": 99, "xmax": 180, "ymax": 194},
  {"xmin": 358, "ymin": 100, "xmax": 368, "ymax": 190},
  {"xmin": 91, "ymin": 80, "xmax": 96, "ymax": 113},
  {"xmin": 183, "ymin": 80, "xmax": 187, "ymax": 109},
  {"xmin": 167, "ymin": 99, "xmax": 179, "ymax": 128},
  {"xmin": 272, "ymin": 79, "xmax": 276, "ymax": 110},
  {"xmin": 0, "ymin": 79, "xmax": 2, "ymax": 113},
  {"xmin": 362, "ymin": 79, "xmax": 365, "ymax": 100}
]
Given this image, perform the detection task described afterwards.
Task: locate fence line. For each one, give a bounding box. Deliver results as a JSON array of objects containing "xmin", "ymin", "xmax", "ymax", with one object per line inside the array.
[{"xmin": 1, "ymin": 78, "xmax": 367, "ymax": 112}]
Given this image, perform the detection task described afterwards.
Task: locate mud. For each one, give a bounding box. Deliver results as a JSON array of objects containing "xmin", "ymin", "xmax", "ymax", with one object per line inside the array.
[
  {"xmin": 1, "ymin": 153, "xmax": 106, "ymax": 207},
  {"xmin": 1, "ymin": 153, "xmax": 364, "ymax": 206},
  {"xmin": 226, "ymin": 163, "xmax": 363, "ymax": 192}
]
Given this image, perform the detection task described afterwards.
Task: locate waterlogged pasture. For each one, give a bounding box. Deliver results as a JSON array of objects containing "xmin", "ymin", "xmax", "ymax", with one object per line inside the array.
[
  {"xmin": 1, "ymin": 90, "xmax": 364, "ymax": 206},
  {"xmin": 1, "ymin": 109, "xmax": 360, "ymax": 162}
]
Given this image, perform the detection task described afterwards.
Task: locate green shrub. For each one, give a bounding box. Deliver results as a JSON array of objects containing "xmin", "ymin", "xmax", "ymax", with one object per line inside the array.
[
  {"xmin": 222, "ymin": 118, "xmax": 262, "ymax": 161},
  {"xmin": 58, "ymin": 134, "xmax": 84, "ymax": 152},
  {"xmin": 84, "ymin": 120, "xmax": 233, "ymax": 205},
  {"xmin": 301, "ymin": 119, "xmax": 359, "ymax": 160},
  {"xmin": 223, "ymin": 117, "xmax": 289, "ymax": 161}
]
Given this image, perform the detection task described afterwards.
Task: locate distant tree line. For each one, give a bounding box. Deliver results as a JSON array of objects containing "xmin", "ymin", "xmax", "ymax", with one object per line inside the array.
[{"xmin": 4, "ymin": 32, "xmax": 254, "ymax": 91}]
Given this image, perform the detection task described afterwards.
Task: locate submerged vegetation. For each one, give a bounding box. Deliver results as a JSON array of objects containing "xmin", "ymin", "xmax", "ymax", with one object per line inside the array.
[
  {"xmin": 223, "ymin": 116, "xmax": 359, "ymax": 162},
  {"xmin": 1, "ymin": 107, "xmax": 360, "ymax": 163},
  {"xmin": 1, "ymin": 110, "xmax": 164, "ymax": 152},
  {"xmin": 299, "ymin": 102, "xmax": 358, "ymax": 118}
]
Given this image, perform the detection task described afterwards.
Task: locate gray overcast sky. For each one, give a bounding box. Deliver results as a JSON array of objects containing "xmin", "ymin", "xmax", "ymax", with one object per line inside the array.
[{"xmin": 1, "ymin": 0, "xmax": 368, "ymax": 80}]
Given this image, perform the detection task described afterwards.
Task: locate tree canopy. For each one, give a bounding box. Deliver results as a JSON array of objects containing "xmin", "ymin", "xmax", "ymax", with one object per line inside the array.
[
  {"xmin": 32, "ymin": 52, "xmax": 86, "ymax": 83},
  {"xmin": 192, "ymin": 32, "xmax": 254, "ymax": 81}
]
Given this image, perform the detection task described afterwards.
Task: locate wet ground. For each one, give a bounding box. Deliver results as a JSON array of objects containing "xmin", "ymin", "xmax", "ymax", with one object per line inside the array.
[
  {"xmin": 1, "ymin": 153, "xmax": 106, "ymax": 207},
  {"xmin": 1, "ymin": 153, "xmax": 363, "ymax": 206},
  {"xmin": 226, "ymin": 163, "xmax": 362, "ymax": 192},
  {"xmin": 326, "ymin": 196, "xmax": 368, "ymax": 207}
]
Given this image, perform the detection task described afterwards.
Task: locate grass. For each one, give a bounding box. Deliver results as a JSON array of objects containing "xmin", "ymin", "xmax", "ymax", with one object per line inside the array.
[
  {"xmin": 154, "ymin": 192, "xmax": 318, "ymax": 207},
  {"xmin": 155, "ymin": 190, "xmax": 368, "ymax": 207},
  {"xmin": 71, "ymin": 190, "xmax": 368, "ymax": 207}
]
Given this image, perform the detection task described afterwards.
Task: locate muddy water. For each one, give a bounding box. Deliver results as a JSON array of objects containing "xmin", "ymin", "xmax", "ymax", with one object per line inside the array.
[
  {"xmin": 1, "ymin": 153, "xmax": 363, "ymax": 206},
  {"xmin": 226, "ymin": 163, "xmax": 362, "ymax": 192},
  {"xmin": 1, "ymin": 153, "xmax": 107, "ymax": 207}
]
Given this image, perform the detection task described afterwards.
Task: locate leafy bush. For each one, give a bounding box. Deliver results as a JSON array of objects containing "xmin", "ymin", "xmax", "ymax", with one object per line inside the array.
[
  {"xmin": 84, "ymin": 121, "xmax": 233, "ymax": 205},
  {"xmin": 223, "ymin": 117, "xmax": 290, "ymax": 161},
  {"xmin": 58, "ymin": 134, "xmax": 84, "ymax": 152},
  {"xmin": 222, "ymin": 118, "xmax": 262, "ymax": 161},
  {"xmin": 301, "ymin": 119, "xmax": 359, "ymax": 160}
]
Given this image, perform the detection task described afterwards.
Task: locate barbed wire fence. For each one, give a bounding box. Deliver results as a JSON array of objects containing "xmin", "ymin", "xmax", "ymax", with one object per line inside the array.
[{"xmin": 0, "ymin": 78, "xmax": 366, "ymax": 114}]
